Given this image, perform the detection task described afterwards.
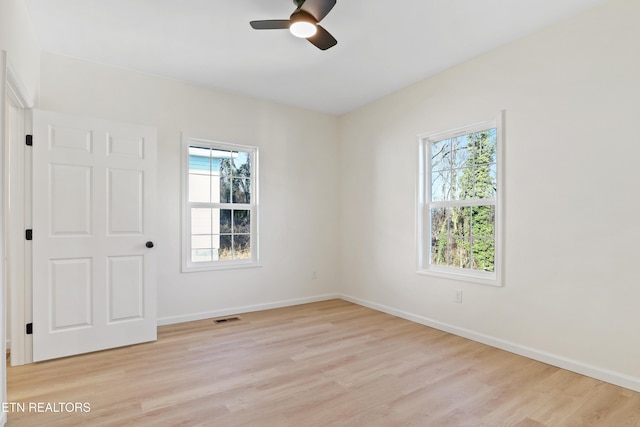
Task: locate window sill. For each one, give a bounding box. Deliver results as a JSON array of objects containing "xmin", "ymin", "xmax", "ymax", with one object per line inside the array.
[
  {"xmin": 182, "ymin": 261, "xmax": 262, "ymax": 273},
  {"xmin": 417, "ymin": 267, "xmax": 502, "ymax": 287}
]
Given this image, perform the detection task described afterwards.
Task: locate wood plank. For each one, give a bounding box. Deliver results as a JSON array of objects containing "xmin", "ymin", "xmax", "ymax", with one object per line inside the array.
[{"xmin": 6, "ymin": 299, "xmax": 640, "ymax": 426}]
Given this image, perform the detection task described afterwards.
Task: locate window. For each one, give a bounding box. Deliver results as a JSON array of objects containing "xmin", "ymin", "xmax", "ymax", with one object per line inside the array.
[
  {"xmin": 182, "ymin": 136, "xmax": 258, "ymax": 271},
  {"xmin": 418, "ymin": 116, "xmax": 503, "ymax": 286}
]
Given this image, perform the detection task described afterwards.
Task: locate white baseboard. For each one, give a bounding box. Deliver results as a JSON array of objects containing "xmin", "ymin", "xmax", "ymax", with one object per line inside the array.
[
  {"xmin": 340, "ymin": 294, "xmax": 640, "ymax": 393},
  {"xmin": 156, "ymin": 293, "xmax": 341, "ymax": 326}
]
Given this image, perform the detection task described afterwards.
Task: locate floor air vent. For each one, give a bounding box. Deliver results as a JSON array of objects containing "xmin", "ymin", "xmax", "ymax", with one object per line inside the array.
[{"xmin": 214, "ymin": 316, "xmax": 241, "ymax": 324}]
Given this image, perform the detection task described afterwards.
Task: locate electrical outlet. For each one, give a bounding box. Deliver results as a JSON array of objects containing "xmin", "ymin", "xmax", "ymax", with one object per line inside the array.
[
  {"xmin": 454, "ymin": 289, "xmax": 463, "ymax": 304},
  {"xmin": 312, "ymin": 271, "xmax": 317, "ymax": 280}
]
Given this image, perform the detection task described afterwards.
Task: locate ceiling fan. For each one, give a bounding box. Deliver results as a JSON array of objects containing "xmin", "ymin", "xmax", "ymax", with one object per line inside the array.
[{"xmin": 250, "ymin": 0, "xmax": 338, "ymax": 50}]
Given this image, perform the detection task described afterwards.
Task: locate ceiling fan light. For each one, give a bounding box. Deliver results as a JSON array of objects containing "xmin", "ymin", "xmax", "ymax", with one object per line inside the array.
[{"xmin": 290, "ymin": 21, "xmax": 317, "ymax": 38}]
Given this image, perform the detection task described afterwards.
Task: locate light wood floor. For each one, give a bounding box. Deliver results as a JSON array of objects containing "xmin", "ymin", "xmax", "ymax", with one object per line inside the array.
[{"xmin": 6, "ymin": 299, "xmax": 640, "ymax": 426}]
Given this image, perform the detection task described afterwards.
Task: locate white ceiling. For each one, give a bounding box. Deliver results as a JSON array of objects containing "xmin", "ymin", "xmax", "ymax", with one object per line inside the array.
[{"xmin": 25, "ymin": 0, "xmax": 609, "ymax": 115}]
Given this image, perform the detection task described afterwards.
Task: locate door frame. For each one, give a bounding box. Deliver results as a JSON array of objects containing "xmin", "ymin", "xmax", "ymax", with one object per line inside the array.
[{"xmin": 5, "ymin": 57, "xmax": 34, "ymax": 366}]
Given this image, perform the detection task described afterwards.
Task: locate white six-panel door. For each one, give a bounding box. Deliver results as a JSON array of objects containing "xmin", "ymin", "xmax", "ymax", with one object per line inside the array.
[{"xmin": 32, "ymin": 110, "xmax": 157, "ymax": 362}]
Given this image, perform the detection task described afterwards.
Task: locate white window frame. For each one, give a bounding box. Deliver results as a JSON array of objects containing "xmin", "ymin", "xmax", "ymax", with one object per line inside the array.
[
  {"xmin": 417, "ymin": 113, "xmax": 504, "ymax": 286},
  {"xmin": 182, "ymin": 134, "xmax": 259, "ymax": 272}
]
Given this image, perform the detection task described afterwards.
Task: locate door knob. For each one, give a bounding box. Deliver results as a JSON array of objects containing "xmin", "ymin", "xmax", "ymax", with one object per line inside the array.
[{"xmin": 146, "ymin": 241, "xmax": 154, "ymax": 248}]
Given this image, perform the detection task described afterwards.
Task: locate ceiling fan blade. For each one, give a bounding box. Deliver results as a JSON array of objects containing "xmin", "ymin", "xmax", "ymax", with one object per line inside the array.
[
  {"xmin": 307, "ymin": 25, "xmax": 337, "ymax": 50},
  {"xmin": 300, "ymin": 0, "xmax": 336, "ymax": 22},
  {"xmin": 250, "ymin": 20, "xmax": 290, "ymax": 30}
]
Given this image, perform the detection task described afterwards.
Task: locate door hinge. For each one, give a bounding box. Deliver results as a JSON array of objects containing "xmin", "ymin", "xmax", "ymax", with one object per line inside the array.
[
  {"xmin": 26, "ymin": 323, "xmax": 33, "ymax": 335},
  {"xmin": 26, "ymin": 134, "xmax": 33, "ymax": 146},
  {"xmin": 25, "ymin": 229, "xmax": 33, "ymax": 240}
]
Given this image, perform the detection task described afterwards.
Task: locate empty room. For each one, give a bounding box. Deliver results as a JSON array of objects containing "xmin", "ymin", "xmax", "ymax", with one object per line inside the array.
[{"xmin": 1, "ymin": 0, "xmax": 640, "ymax": 425}]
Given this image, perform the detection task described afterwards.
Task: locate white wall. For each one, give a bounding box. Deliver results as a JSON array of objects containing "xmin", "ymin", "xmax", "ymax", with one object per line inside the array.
[
  {"xmin": 0, "ymin": 0, "xmax": 40, "ymax": 101},
  {"xmin": 338, "ymin": 0, "xmax": 640, "ymax": 389},
  {"xmin": 38, "ymin": 52, "xmax": 341, "ymax": 322}
]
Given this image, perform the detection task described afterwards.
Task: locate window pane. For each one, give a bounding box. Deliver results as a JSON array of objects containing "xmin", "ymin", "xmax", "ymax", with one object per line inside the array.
[
  {"xmin": 192, "ymin": 249, "xmax": 212, "ymax": 263},
  {"xmin": 191, "ymin": 209, "xmax": 212, "ymax": 234},
  {"xmin": 472, "ymin": 205, "xmax": 495, "ymax": 238},
  {"xmin": 431, "ymin": 138, "xmax": 452, "ymax": 172},
  {"xmin": 472, "ymin": 237, "xmax": 495, "ymax": 272},
  {"xmin": 431, "ymin": 234, "xmax": 449, "ymax": 266},
  {"xmin": 475, "ymin": 129, "xmax": 497, "ymax": 165},
  {"xmin": 219, "ymin": 209, "xmax": 232, "ymax": 233},
  {"xmin": 189, "ymin": 147, "xmax": 211, "ymax": 173},
  {"xmin": 189, "ymin": 173, "xmax": 211, "ymax": 203},
  {"xmin": 431, "ymin": 208, "xmax": 448, "ymax": 239},
  {"xmin": 233, "ymin": 151, "xmax": 252, "ymax": 177},
  {"xmin": 234, "ymin": 234, "xmax": 251, "ymax": 259},
  {"xmin": 207, "ymin": 175, "xmax": 218, "ymax": 203},
  {"xmin": 232, "ymin": 178, "xmax": 251, "ymax": 204},
  {"xmin": 233, "ymin": 210, "xmax": 251, "ymax": 234},
  {"xmin": 431, "ymin": 170, "xmax": 451, "ymax": 201},
  {"xmin": 215, "ymin": 234, "xmax": 252, "ymax": 260},
  {"xmin": 219, "ymin": 235, "xmax": 233, "ymax": 260},
  {"xmin": 453, "ymin": 136, "xmax": 470, "ymax": 169},
  {"xmin": 219, "ymin": 177, "xmax": 231, "ymax": 203},
  {"xmin": 453, "ymin": 167, "xmax": 474, "ymax": 200},
  {"xmin": 451, "ymin": 207, "xmax": 471, "ymax": 238},
  {"xmin": 451, "ymin": 237, "xmax": 471, "ymax": 269},
  {"xmin": 219, "ymin": 158, "xmax": 232, "ymax": 180},
  {"xmin": 192, "ymin": 235, "xmax": 212, "ymax": 249},
  {"xmin": 475, "ymin": 164, "xmax": 496, "ymax": 199}
]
